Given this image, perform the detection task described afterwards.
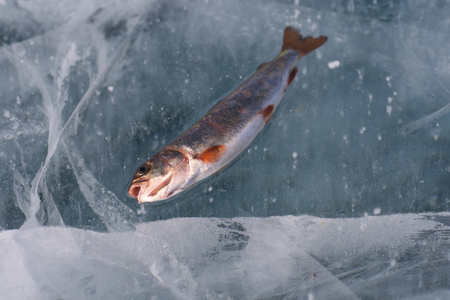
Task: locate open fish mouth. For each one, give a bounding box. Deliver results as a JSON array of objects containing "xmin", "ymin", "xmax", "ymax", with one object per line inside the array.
[
  {"xmin": 128, "ymin": 184, "xmax": 145, "ymax": 201},
  {"xmin": 128, "ymin": 174, "xmax": 174, "ymax": 203}
]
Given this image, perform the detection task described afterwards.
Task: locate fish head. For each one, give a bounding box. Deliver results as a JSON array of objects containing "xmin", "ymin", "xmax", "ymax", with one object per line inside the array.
[{"xmin": 128, "ymin": 149, "xmax": 190, "ymax": 203}]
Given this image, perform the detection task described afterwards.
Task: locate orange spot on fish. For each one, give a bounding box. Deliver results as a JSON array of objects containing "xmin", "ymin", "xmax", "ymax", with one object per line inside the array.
[
  {"xmin": 197, "ymin": 145, "xmax": 227, "ymax": 163},
  {"xmin": 287, "ymin": 67, "xmax": 298, "ymax": 86},
  {"xmin": 261, "ymin": 105, "xmax": 274, "ymax": 124}
]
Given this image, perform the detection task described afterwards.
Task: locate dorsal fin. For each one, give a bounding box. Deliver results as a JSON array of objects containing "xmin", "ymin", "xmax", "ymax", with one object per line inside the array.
[{"xmin": 257, "ymin": 62, "xmax": 270, "ymax": 71}]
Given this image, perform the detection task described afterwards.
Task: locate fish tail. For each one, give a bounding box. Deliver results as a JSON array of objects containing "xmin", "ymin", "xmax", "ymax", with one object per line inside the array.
[{"xmin": 282, "ymin": 26, "xmax": 327, "ymax": 57}]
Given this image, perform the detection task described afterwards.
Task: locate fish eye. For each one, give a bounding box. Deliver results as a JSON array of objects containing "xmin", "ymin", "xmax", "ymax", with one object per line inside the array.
[{"xmin": 137, "ymin": 163, "xmax": 150, "ymax": 175}]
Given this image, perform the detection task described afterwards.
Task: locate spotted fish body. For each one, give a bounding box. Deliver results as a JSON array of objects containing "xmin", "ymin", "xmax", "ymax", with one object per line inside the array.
[{"xmin": 129, "ymin": 27, "xmax": 327, "ymax": 203}]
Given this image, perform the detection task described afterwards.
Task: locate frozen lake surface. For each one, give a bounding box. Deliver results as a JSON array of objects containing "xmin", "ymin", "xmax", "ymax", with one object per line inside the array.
[
  {"xmin": 0, "ymin": 0, "xmax": 449, "ymax": 298},
  {"xmin": 2, "ymin": 213, "xmax": 450, "ymax": 299}
]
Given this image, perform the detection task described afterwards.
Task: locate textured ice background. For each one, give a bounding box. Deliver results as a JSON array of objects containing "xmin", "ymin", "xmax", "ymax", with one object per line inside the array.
[{"xmin": 0, "ymin": 0, "xmax": 450, "ymax": 298}]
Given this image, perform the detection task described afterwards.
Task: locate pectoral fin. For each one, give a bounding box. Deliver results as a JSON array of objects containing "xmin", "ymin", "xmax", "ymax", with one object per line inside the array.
[{"xmin": 197, "ymin": 145, "xmax": 227, "ymax": 163}]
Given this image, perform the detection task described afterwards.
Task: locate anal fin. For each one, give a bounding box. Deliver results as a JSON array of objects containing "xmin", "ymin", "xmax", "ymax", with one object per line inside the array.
[{"xmin": 261, "ymin": 104, "xmax": 275, "ymax": 124}]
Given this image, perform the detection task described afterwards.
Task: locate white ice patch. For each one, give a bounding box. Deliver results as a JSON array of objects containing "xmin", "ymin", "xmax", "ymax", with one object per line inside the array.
[
  {"xmin": 328, "ymin": 60, "xmax": 340, "ymax": 69},
  {"xmin": 386, "ymin": 105, "xmax": 393, "ymax": 116},
  {"xmin": 343, "ymin": 135, "xmax": 349, "ymax": 144},
  {"xmin": 386, "ymin": 76, "xmax": 392, "ymax": 87}
]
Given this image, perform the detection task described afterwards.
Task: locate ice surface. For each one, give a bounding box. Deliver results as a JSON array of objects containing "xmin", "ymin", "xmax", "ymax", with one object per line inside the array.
[
  {"xmin": 1, "ymin": 0, "xmax": 450, "ymax": 298},
  {"xmin": 0, "ymin": 213, "xmax": 449, "ymax": 299}
]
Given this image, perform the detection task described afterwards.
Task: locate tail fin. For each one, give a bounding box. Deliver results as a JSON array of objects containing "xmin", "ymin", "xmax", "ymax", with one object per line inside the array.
[{"xmin": 282, "ymin": 26, "xmax": 327, "ymax": 57}]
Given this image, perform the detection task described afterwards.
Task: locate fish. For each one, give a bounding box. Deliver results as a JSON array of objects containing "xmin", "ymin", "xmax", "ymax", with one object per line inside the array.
[{"xmin": 128, "ymin": 27, "xmax": 327, "ymax": 203}]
